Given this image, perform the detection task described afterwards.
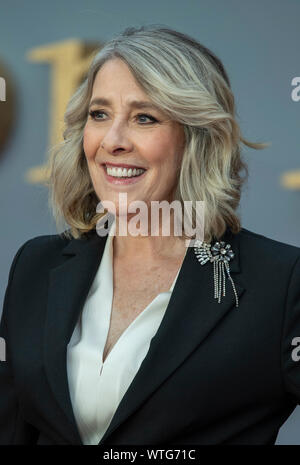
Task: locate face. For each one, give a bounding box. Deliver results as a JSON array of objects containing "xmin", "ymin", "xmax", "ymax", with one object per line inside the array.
[{"xmin": 83, "ymin": 58, "xmax": 185, "ymax": 219}]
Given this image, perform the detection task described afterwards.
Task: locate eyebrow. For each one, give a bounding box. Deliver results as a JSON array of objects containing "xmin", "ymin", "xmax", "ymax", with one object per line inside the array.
[{"xmin": 88, "ymin": 97, "xmax": 161, "ymax": 112}]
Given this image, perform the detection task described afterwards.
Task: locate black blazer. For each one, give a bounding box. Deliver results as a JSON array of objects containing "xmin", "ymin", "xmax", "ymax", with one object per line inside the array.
[{"xmin": 1, "ymin": 225, "xmax": 300, "ymax": 445}]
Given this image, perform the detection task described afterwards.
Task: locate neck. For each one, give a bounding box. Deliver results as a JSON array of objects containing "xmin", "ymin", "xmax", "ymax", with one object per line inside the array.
[{"xmin": 112, "ymin": 212, "xmax": 188, "ymax": 261}]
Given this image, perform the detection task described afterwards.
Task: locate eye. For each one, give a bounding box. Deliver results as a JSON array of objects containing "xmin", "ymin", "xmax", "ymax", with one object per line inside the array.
[
  {"xmin": 136, "ymin": 113, "xmax": 158, "ymax": 124},
  {"xmin": 88, "ymin": 110, "xmax": 158, "ymax": 124},
  {"xmin": 89, "ymin": 110, "xmax": 106, "ymax": 120}
]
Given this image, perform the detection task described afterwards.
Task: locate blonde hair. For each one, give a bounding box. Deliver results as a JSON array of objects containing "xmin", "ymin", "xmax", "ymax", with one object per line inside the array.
[{"xmin": 47, "ymin": 24, "xmax": 268, "ymax": 243}]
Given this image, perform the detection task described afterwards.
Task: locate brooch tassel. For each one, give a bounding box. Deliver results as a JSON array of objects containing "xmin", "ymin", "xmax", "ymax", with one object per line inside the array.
[{"xmin": 194, "ymin": 240, "xmax": 239, "ymax": 308}]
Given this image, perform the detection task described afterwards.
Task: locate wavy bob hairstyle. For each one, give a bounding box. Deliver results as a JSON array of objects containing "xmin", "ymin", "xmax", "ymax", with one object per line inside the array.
[{"xmin": 47, "ymin": 24, "xmax": 267, "ymax": 243}]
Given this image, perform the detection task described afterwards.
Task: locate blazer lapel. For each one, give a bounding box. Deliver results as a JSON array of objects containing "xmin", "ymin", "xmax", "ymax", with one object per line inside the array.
[
  {"xmin": 99, "ymin": 227, "xmax": 245, "ymax": 445},
  {"xmin": 43, "ymin": 225, "xmax": 245, "ymax": 445},
  {"xmin": 43, "ymin": 229, "xmax": 108, "ymax": 444}
]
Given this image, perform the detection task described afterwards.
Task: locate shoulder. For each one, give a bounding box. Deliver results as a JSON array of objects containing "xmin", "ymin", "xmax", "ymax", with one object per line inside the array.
[
  {"xmin": 14, "ymin": 231, "xmax": 71, "ymax": 260},
  {"xmin": 235, "ymin": 227, "xmax": 300, "ymax": 278},
  {"xmin": 7, "ymin": 230, "xmax": 78, "ymax": 280},
  {"xmin": 238, "ymin": 227, "xmax": 300, "ymax": 259}
]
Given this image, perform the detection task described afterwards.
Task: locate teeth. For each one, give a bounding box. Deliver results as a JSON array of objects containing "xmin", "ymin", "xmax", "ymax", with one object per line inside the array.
[{"xmin": 105, "ymin": 165, "xmax": 146, "ymax": 178}]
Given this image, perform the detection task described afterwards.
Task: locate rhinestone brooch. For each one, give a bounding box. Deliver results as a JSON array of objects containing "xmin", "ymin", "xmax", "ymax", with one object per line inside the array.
[{"xmin": 193, "ymin": 239, "xmax": 239, "ymax": 308}]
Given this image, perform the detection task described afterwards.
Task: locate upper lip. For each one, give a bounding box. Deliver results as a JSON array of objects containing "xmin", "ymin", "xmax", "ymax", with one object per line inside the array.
[{"xmin": 102, "ymin": 162, "xmax": 147, "ymax": 170}]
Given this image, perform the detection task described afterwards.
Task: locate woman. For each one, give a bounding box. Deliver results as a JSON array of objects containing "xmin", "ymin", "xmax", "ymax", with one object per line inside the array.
[{"xmin": 0, "ymin": 25, "xmax": 300, "ymax": 446}]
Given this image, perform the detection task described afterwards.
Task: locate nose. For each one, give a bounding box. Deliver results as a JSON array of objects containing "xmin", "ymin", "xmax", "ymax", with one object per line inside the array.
[{"xmin": 100, "ymin": 119, "xmax": 133, "ymax": 154}]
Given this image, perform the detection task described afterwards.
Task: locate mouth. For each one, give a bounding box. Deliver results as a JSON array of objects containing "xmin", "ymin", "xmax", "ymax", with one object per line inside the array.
[{"xmin": 101, "ymin": 163, "xmax": 147, "ymax": 185}]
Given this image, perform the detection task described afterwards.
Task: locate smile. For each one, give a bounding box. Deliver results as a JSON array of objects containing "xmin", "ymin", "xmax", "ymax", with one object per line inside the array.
[
  {"xmin": 104, "ymin": 164, "xmax": 146, "ymax": 178},
  {"xmin": 101, "ymin": 164, "xmax": 147, "ymax": 185}
]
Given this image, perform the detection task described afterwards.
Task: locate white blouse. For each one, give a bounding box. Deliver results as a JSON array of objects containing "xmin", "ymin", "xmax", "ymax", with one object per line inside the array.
[{"xmin": 66, "ymin": 218, "xmax": 188, "ymax": 445}]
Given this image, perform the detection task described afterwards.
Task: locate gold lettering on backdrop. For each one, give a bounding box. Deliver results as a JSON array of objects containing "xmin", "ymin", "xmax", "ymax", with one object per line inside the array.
[
  {"xmin": 23, "ymin": 39, "xmax": 300, "ymax": 190},
  {"xmin": 280, "ymin": 171, "xmax": 300, "ymax": 189},
  {"xmin": 25, "ymin": 39, "xmax": 100, "ymax": 184}
]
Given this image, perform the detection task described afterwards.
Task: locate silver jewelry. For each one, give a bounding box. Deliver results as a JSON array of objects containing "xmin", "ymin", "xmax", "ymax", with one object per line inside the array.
[{"xmin": 193, "ymin": 239, "xmax": 239, "ymax": 308}]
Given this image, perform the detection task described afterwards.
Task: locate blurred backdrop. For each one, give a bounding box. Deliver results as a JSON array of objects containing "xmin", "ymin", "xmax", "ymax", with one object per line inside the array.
[{"xmin": 0, "ymin": 0, "xmax": 299, "ymax": 444}]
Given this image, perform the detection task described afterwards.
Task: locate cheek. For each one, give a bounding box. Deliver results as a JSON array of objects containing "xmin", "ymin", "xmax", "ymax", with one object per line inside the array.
[
  {"xmin": 83, "ymin": 125, "xmax": 98, "ymax": 159},
  {"xmin": 153, "ymin": 139, "xmax": 182, "ymax": 173},
  {"xmin": 144, "ymin": 135, "xmax": 174, "ymax": 165}
]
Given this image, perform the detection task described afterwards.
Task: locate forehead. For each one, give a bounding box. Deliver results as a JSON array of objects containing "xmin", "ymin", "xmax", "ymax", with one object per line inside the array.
[
  {"xmin": 91, "ymin": 59, "xmax": 146, "ymax": 97},
  {"xmin": 90, "ymin": 59, "xmax": 164, "ymax": 114}
]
